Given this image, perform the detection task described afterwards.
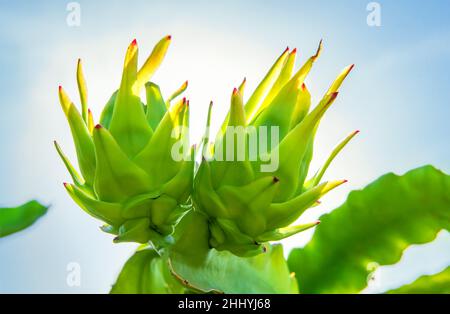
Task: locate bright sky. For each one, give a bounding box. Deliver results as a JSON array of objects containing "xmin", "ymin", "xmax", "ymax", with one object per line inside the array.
[{"xmin": 0, "ymin": 0, "xmax": 449, "ymax": 293}]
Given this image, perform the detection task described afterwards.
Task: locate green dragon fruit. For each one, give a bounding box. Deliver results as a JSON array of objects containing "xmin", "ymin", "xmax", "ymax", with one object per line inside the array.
[
  {"xmin": 194, "ymin": 42, "xmax": 357, "ymax": 256},
  {"xmin": 55, "ymin": 36, "xmax": 194, "ymax": 246}
]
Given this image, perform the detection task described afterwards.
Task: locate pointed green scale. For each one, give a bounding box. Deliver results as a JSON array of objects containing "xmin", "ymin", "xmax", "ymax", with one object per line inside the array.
[
  {"xmin": 238, "ymin": 77, "xmax": 246, "ymax": 96},
  {"xmin": 309, "ymin": 130, "xmax": 359, "ymax": 187},
  {"xmin": 64, "ymin": 183, "xmax": 124, "ymax": 226},
  {"xmin": 87, "ymin": 109, "xmax": 94, "ymax": 134},
  {"xmin": 58, "ymin": 86, "xmax": 96, "ymax": 185},
  {"xmin": 255, "ymin": 48, "xmax": 297, "ymax": 119},
  {"xmin": 288, "ymin": 40, "xmax": 322, "ymax": 87},
  {"xmin": 115, "ymin": 218, "xmax": 153, "ymax": 244},
  {"xmin": 211, "ymin": 89, "xmax": 254, "ymax": 187},
  {"xmin": 76, "ymin": 59, "xmax": 88, "ymax": 123},
  {"xmin": 252, "ymin": 72, "xmax": 303, "ymax": 140},
  {"xmin": 201, "ymin": 101, "xmax": 213, "ymax": 159},
  {"xmin": 133, "ymin": 98, "xmax": 186, "ymax": 188},
  {"xmin": 289, "ymin": 83, "xmax": 311, "ymax": 129},
  {"xmin": 244, "ymin": 47, "xmax": 290, "ymax": 120},
  {"xmin": 109, "ymin": 40, "xmax": 153, "ymax": 157},
  {"xmin": 180, "ymin": 100, "xmax": 190, "ymax": 141},
  {"xmin": 326, "ymin": 64, "xmax": 354, "ymax": 96},
  {"xmin": 166, "ymin": 80, "xmax": 188, "ymax": 104},
  {"xmin": 256, "ymin": 221, "xmax": 319, "ymax": 242},
  {"xmin": 295, "ymin": 134, "xmax": 315, "ymax": 195},
  {"xmin": 268, "ymin": 92, "xmax": 339, "ymax": 201},
  {"xmin": 216, "ymin": 176, "xmax": 278, "ymax": 216},
  {"xmin": 162, "ymin": 146, "xmax": 195, "ymax": 201},
  {"xmin": 92, "ymin": 125, "xmax": 153, "ymax": 202},
  {"xmin": 266, "ymin": 180, "xmax": 346, "ymax": 229},
  {"xmin": 193, "ymin": 161, "xmax": 230, "ymax": 219},
  {"xmin": 99, "ymin": 90, "xmax": 118, "ymax": 129},
  {"xmin": 135, "ymin": 35, "xmax": 172, "ymax": 92},
  {"xmin": 145, "ymin": 82, "xmax": 167, "ymax": 130},
  {"xmin": 100, "ymin": 90, "xmax": 119, "ymax": 129},
  {"xmin": 54, "ymin": 141, "xmax": 84, "ymax": 187},
  {"xmin": 214, "ymin": 218, "xmax": 264, "ymax": 256}
]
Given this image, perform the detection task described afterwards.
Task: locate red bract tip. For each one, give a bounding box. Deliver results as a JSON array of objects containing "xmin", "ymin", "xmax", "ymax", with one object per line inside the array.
[
  {"xmin": 349, "ymin": 64, "xmax": 355, "ymax": 71},
  {"xmin": 131, "ymin": 39, "xmax": 137, "ymax": 46},
  {"xmin": 301, "ymin": 83, "xmax": 306, "ymax": 91},
  {"xmin": 232, "ymin": 87, "xmax": 238, "ymax": 95},
  {"xmin": 342, "ymin": 179, "xmax": 348, "ymax": 184},
  {"xmin": 186, "ymin": 100, "xmax": 190, "ymax": 107},
  {"xmin": 354, "ymin": 130, "xmax": 360, "ymax": 135},
  {"xmin": 167, "ymin": 35, "xmax": 172, "ymax": 40},
  {"xmin": 330, "ymin": 92, "xmax": 339, "ymax": 100},
  {"xmin": 58, "ymin": 85, "xmax": 62, "ymax": 91},
  {"xmin": 182, "ymin": 97, "xmax": 186, "ymax": 103},
  {"xmin": 284, "ymin": 46, "xmax": 289, "ymax": 53},
  {"xmin": 292, "ymin": 48, "xmax": 297, "ymax": 54},
  {"xmin": 95, "ymin": 124, "xmax": 102, "ymax": 129},
  {"xmin": 63, "ymin": 182, "xmax": 68, "ymax": 187},
  {"xmin": 316, "ymin": 220, "xmax": 321, "ymax": 225}
]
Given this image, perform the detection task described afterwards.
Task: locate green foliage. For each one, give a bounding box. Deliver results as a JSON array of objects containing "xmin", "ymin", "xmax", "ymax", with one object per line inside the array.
[
  {"xmin": 111, "ymin": 248, "xmax": 184, "ymax": 294},
  {"xmin": 167, "ymin": 211, "xmax": 298, "ymax": 294},
  {"xmin": 387, "ymin": 266, "xmax": 450, "ymax": 294},
  {"xmin": 288, "ymin": 165, "xmax": 450, "ymax": 293},
  {"xmin": 0, "ymin": 201, "xmax": 48, "ymax": 238}
]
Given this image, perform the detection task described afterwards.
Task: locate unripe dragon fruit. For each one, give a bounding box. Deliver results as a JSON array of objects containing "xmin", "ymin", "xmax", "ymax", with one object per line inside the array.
[
  {"xmin": 194, "ymin": 42, "xmax": 357, "ymax": 256},
  {"xmin": 55, "ymin": 36, "xmax": 194, "ymax": 245}
]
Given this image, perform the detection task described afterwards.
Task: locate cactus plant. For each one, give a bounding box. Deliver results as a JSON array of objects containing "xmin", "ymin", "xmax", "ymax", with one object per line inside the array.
[
  {"xmin": 55, "ymin": 36, "xmax": 194, "ymax": 246},
  {"xmin": 193, "ymin": 43, "xmax": 357, "ymax": 256},
  {"xmin": 53, "ymin": 37, "xmax": 450, "ymax": 295}
]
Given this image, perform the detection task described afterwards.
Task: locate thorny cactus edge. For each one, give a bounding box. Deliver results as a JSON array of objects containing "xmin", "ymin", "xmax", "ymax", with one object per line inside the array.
[
  {"xmin": 194, "ymin": 42, "xmax": 358, "ymax": 256},
  {"xmin": 55, "ymin": 36, "xmax": 194, "ymax": 246}
]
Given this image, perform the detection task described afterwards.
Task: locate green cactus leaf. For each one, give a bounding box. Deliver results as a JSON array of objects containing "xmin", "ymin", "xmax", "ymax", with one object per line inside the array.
[
  {"xmin": 58, "ymin": 86, "xmax": 96, "ymax": 185},
  {"xmin": 243, "ymin": 48, "xmax": 289, "ymax": 121},
  {"xmin": 76, "ymin": 58, "xmax": 89, "ymax": 123},
  {"xmin": 111, "ymin": 248, "xmax": 184, "ymax": 294},
  {"xmin": 387, "ymin": 266, "xmax": 450, "ymax": 294},
  {"xmin": 168, "ymin": 211, "xmax": 298, "ymax": 294},
  {"xmin": 135, "ymin": 35, "xmax": 171, "ymax": 92},
  {"xmin": 259, "ymin": 49, "xmax": 297, "ymax": 112},
  {"xmin": 145, "ymin": 82, "xmax": 167, "ymax": 130},
  {"xmin": 288, "ymin": 165, "xmax": 450, "ymax": 293},
  {"xmin": 0, "ymin": 201, "xmax": 48, "ymax": 238}
]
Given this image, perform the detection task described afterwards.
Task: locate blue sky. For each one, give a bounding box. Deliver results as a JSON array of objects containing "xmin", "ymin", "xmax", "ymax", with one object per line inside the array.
[{"xmin": 0, "ymin": 0, "xmax": 449, "ymax": 293}]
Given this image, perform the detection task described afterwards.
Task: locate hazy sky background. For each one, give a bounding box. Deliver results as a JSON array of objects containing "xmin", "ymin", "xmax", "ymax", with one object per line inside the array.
[{"xmin": 0, "ymin": 0, "xmax": 449, "ymax": 293}]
